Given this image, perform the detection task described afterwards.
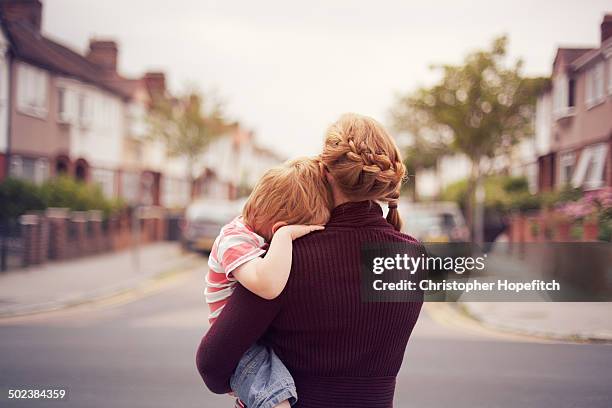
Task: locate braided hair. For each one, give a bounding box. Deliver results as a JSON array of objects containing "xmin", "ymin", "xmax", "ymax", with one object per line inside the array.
[{"xmin": 321, "ymin": 113, "xmax": 406, "ymax": 231}]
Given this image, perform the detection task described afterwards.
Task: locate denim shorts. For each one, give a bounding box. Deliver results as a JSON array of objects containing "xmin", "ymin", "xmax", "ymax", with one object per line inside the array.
[{"xmin": 230, "ymin": 343, "xmax": 297, "ymax": 408}]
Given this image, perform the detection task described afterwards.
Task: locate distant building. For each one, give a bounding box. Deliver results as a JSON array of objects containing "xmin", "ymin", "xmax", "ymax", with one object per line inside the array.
[
  {"xmin": 194, "ymin": 125, "xmax": 285, "ymax": 200},
  {"xmin": 0, "ymin": 0, "xmax": 128, "ymax": 192},
  {"xmin": 536, "ymin": 14, "xmax": 612, "ymax": 192},
  {"xmin": 0, "ymin": 0, "xmax": 281, "ymax": 208}
]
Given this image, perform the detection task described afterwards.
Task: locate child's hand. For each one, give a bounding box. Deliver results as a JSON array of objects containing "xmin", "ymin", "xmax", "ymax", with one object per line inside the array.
[{"xmin": 277, "ymin": 225, "xmax": 324, "ymax": 240}]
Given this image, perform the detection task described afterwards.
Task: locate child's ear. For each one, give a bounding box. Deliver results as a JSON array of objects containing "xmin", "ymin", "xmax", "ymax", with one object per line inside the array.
[{"xmin": 271, "ymin": 221, "xmax": 288, "ymax": 235}]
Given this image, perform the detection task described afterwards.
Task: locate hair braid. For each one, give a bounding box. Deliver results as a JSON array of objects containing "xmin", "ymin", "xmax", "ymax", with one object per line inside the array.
[{"xmin": 321, "ymin": 113, "xmax": 406, "ymax": 231}]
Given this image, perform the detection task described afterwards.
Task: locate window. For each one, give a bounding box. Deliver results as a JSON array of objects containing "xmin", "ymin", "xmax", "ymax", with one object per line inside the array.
[
  {"xmin": 571, "ymin": 143, "xmax": 609, "ymax": 190},
  {"xmin": 91, "ymin": 168, "xmax": 115, "ymax": 198},
  {"xmin": 162, "ymin": 177, "xmax": 191, "ymax": 207},
  {"xmin": 121, "ymin": 171, "xmax": 140, "ymax": 204},
  {"xmin": 584, "ymin": 61, "xmax": 605, "ymax": 107},
  {"xmin": 559, "ymin": 151, "xmax": 575, "ymax": 186},
  {"xmin": 552, "ymin": 74, "xmax": 573, "ymax": 118},
  {"xmin": 78, "ymin": 94, "xmax": 93, "ymax": 127},
  {"xmin": 9, "ymin": 156, "xmax": 49, "ymax": 184},
  {"xmin": 16, "ymin": 63, "xmax": 48, "ymax": 118},
  {"xmin": 583, "ymin": 144, "xmax": 609, "ymax": 190},
  {"xmin": 57, "ymin": 87, "xmax": 77, "ymax": 124},
  {"xmin": 608, "ymin": 58, "xmax": 612, "ymax": 95}
]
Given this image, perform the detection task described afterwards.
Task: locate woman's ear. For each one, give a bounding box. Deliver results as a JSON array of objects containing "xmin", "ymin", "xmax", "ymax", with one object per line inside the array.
[{"xmin": 271, "ymin": 221, "xmax": 288, "ymax": 235}]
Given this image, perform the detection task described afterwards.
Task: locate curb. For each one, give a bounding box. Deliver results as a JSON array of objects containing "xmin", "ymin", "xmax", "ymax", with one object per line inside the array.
[
  {"xmin": 456, "ymin": 303, "xmax": 612, "ymax": 344},
  {"xmin": 0, "ymin": 254, "xmax": 204, "ymax": 319}
]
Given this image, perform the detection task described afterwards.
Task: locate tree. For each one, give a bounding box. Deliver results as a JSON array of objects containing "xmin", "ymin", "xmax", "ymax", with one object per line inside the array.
[
  {"xmin": 391, "ymin": 36, "xmax": 549, "ymax": 241},
  {"xmin": 147, "ymin": 90, "xmax": 229, "ymax": 193},
  {"xmin": 391, "ymin": 104, "xmax": 450, "ymax": 201}
]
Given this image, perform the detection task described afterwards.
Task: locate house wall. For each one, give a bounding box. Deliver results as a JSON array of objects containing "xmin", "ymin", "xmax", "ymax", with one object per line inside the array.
[
  {"xmin": 9, "ymin": 60, "xmax": 70, "ymax": 160},
  {"xmin": 535, "ymin": 92, "xmax": 552, "ymax": 156},
  {"xmin": 0, "ymin": 29, "xmax": 9, "ymax": 179},
  {"xmin": 59, "ymin": 77, "xmax": 125, "ymax": 171},
  {"xmin": 551, "ymin": 59, "xmax": 612, "ymax": 154}
]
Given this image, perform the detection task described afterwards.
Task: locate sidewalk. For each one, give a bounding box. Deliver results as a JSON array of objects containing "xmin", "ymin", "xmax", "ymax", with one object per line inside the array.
[
  {"xmin": 461, "ymin": 302, "xmax": 612, "ymax": 342},
  {"xmin": 0, "ymin": 242, "xmax": 204, "ymax": 318}
]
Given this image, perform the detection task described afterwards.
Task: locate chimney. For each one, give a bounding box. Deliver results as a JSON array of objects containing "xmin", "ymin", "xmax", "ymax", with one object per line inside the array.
[
  {"xmin": 0, "ymin": 0, "xmax": 42, "ymax": 31},
  {"xmin": 602, "ymin": 14, "xmax": 612, "ymax": 43},
  {"xmin": 87, "ymin": 40, "xmax": 118, "ymax": 72},
  {"xmin": 143, "ymin": 72, "xmax": 166, "ymax": 98}
]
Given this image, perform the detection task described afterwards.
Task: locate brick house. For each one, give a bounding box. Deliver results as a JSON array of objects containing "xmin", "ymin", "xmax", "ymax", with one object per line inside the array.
[
  {"xmin": 0, "ymin": 0, "xmax": 131, "ymax": 194},
  {"xmin": 0, "ymin": 0, "xmax": 194, "ymax": 208},
  {"xmin": 536, "ymin": 14, "xmax": 612, "ymax": 192}
]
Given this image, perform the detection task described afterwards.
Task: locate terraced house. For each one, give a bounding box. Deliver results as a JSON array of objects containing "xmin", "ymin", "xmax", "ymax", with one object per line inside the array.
[
  {"xmin": 536, "ymin": 14, "xmax": 612, "ymax": 192},
  {"xmin": 0, "ymin": 0, "xmax": 195, "ymax": 208},
  {"xmin": 0, "ymin": 0, "xmax": 129, "ymax": 192}
]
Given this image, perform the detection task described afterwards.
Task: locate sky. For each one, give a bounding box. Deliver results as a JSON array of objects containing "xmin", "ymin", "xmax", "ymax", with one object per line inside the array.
[{"xmin": 44, "ymin": 0, "xmax": 611, "ymax": 158}]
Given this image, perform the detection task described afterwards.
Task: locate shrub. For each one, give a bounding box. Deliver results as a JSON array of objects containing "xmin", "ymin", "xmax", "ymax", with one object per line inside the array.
[
  {"xmin": 0, "ymin": 176, "xmax": 124, "ymax": 221},
  {"xmin": 503, "ymin": 176, "xmax": 529, "ymax": 193},
  {"xmin": 440, "ymin": 175, "xmax": 533, "ymax": 213},
  {"xmin": 0, "ymin": 178, "xmax": 46, "ymax": 222}
]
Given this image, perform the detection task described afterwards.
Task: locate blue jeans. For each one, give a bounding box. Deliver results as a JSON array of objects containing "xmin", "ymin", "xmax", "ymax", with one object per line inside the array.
[{"xmin": 230, "ymin": 343, "xmax": 297, "ymax": 408}]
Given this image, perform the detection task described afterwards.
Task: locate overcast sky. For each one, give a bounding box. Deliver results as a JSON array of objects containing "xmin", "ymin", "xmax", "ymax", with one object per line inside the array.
[{"xmin": 44, "ymin": 0, "xmax": 610, "ymax": 157}]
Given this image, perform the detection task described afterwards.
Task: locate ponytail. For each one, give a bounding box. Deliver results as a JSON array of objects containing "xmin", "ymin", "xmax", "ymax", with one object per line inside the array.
[{"xmin": 385, "ymin": 191, "xmax": 403, "ymax": 232}]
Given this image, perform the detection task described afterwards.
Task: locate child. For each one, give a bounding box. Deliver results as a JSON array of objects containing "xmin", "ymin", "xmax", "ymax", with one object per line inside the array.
[{"xmin": 205, "ymin": 157, "xmax": 332, "ymax": 408}]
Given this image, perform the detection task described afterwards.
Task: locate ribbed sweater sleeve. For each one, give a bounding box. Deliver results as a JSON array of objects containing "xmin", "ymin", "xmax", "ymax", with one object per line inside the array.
[{"xmin": 196, "ymin": 283, "xmax": 282, "ymax": 393}]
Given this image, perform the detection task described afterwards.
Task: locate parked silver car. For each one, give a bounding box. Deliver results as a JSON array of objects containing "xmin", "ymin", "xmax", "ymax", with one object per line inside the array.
[
  {"xmin": 400, "ymin": 201, "xmax": 469, "ymax": 243},
  {"xmin": 182, "ymin": 198, "xmax": 246, "ymax": 252}
]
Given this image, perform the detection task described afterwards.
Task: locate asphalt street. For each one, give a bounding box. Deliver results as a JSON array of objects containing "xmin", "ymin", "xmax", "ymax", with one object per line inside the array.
[{"xmin": 1, "ymin": 265, "xmax": 611, "ymax": 408}]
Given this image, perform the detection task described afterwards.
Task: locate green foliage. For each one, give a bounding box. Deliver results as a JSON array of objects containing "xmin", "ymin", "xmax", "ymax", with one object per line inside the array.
[
  {"xmin": 441, "ymin": 175, "xmax": 538, "ymax": 213},
  {"xmin": 0, "ymin": 177, "xmax": 124, "ymax": 221},
  {"xmin": 599, "ymin": 215, "xmax": 612, "ymax": 242},
  {"xmin": 539, "ymin": 185, "xmax": 583, "ymax": 209},
  {"xmin": 503, "ymin": 176, "xmax": 529, "ymax": 193},
  {"xmin": 440, "ymin": 178, "xmax": 469, "ymax": 208},
  {"xmin": 507, "ymin": 191, "xmax": 541, "ymax": 213},
  {"xmin": 0, "ymin": 178, "xmax": 46, "ymax": 222},
  {"xmin": 147, "ymin": 90, "xmax": 229, "ymax": 181},
  {"xmin": 40, "ymin": 177, "xmax": 123, "ymax": 217},
  {"xmin": 392, "ymin": 36, "xmax": 549, "ymax": 164},
  {"xmin": 391, "ymin": 35, "xmax": 549, "ymax": 226}
]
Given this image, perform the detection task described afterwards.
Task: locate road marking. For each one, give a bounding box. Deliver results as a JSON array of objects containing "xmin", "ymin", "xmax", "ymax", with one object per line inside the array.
[{"xmin": 424, "ymin": 303, "xmax": 559, "ymax": 344}]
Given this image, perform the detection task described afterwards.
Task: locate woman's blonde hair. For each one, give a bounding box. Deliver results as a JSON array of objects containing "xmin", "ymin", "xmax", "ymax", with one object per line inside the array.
[
  {"xmin": 321, "ymin": 113, "xmax": 406, "ymax": 231},
  {"xmin": 243, "ymin": 157, "xmax": 332, "ymax": 239}
]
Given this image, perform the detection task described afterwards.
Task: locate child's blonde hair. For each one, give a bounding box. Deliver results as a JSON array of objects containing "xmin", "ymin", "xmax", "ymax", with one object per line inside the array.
[
  {"xmin": 243, "ymin": 157, "xmax": 332, "ymax": 239},
  {"xmin": 321, "ymin": 113, "xmax": 406, "ymax": 231}
]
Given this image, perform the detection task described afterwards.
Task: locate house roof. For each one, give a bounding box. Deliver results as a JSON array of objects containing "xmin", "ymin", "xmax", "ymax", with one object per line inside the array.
[
  {"xmin": 553, "ymin": 47, "xmax": 595, "ymax": 67},
  {"xmin": 1, "ymin": 19, "xmax": 131, "ymax": 99}
]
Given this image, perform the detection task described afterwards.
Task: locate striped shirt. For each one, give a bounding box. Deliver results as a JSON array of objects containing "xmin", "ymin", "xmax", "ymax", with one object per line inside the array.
[{"xmin": 206, "ymin": 216, "xmax": 266, "ymax": 322}]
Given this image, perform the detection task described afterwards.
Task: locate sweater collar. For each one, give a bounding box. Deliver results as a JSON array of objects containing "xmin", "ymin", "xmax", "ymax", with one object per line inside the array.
[{"xmin": 326, "ymin": 200, "xmax": 392, "ymax": 229}]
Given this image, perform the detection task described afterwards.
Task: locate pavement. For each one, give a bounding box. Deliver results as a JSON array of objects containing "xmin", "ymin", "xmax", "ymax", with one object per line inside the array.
[
  {"xmin": 460, "ymin": 302, "xmax": 612, "ymax": 343},
  {"xmin": 0, "ymin": 242, "xmax": 203, "ymax": 318},
  {"xmin": 450, "ymin": 247, "xmax": 612, "ymax": 343},
  {"xmin": 1, "ymin": 269, "xmax": 611, "ymax": 408}
]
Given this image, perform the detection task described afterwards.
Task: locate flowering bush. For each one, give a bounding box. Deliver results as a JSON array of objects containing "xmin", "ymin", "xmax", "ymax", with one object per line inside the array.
[{"xmin": 557, "ymin": 188, "xmax": 612, "ymax": 241}]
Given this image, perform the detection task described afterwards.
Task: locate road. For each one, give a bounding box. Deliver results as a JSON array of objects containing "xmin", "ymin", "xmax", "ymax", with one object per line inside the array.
[{"xmin": 1, "ymin": 265, "xmax": 611, "ymax": 408}]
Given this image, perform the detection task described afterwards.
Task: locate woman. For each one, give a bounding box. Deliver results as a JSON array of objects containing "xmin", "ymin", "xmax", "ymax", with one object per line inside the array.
[{"xmin": 196, "ymin": 113, "xmax": 423, "ymax": 407}]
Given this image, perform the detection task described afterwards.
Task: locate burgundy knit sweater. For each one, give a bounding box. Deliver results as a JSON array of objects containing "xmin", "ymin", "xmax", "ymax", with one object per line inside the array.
[{"xmin": 196, "ymin": 201, "xmax": 423, "ymax": 407}]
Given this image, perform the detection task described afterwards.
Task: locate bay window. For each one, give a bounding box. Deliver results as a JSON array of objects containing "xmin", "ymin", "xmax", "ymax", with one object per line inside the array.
[{"xmin": 16, "ymin": 63, "xmax": 48, "ymax": 118}]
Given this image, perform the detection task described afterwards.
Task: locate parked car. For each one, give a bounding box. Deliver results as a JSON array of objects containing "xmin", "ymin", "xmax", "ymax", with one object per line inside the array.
[
  {"xmin": 400, "ymin": 201, "xmax": 469, "ymax": 243},
  {"xmin": 182, "ymin": 198, "xmax": 246, "ymax": 253}
]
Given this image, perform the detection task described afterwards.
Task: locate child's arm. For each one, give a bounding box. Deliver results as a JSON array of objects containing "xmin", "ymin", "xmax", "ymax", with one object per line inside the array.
[{"xmin": 232, "ymin": 225, "xmax": 323, "ymax": 300}]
